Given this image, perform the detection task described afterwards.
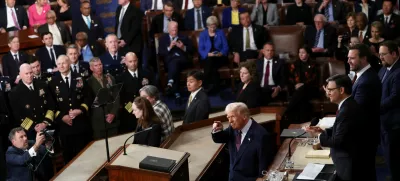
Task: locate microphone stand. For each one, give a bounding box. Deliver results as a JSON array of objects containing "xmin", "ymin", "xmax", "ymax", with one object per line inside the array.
[{"xmin": 101, "ymin": 104, "xmax": 111, "ymax": 162}]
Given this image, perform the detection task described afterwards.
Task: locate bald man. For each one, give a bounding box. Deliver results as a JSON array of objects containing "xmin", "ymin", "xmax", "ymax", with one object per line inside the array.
[
  {"xmin": 158, "ymin": 21, "xmax": 193, "ymax": 98},
  {"xmin": 8, "ymin": 63, "xmax": 55, "ymax": 140},
  {"xmin": 119, "ymin": 52, "xmax": 152, "ymax": 133},
  {"xmin": 48, "ymin": 55, "xmax": 92, "ymax": 164}
]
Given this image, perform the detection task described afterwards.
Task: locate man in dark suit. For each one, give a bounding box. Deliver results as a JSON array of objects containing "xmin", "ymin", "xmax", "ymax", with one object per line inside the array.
[
  {"xmin": 72, "ymin": 1, "xmax": 103, "ymax": 45},
  {"xmin": 149, "ymin": 2, "xmax": 184, "ymax": 40},
  {"xmin": 37, "ymin": 10, "xmax": 71, "ymax": 45},
  {"xmin": 140, "ymin": 0, "xmax": 167, "ymax": 13},
  {"xmin": 67, "ymin": 44, "xmax": 91, "ymax": 79},
  {"xmin": 158, "ymin": 21, "xmax": 193, "ymax": 98},
  {"xmin": 229, "ymin": 11, "xmax": 268, "ymax": 63},
  {"xmin": 119, "ymin": 52, "xmax": 151, "ymax": 133},
  {"xmin": 6, "ymin": 127, "xmax": 52, "ymax": 181},
  {"xmin": 76, "ymin": 32, "xmax": 104, "ymax": 63},
  {"xmin": 115, "ymin": 0, "xmax": 143, "ymax": 57},
  {"xmin": 184, "ymin": 0, "xmax": 211, "ymax": 30},
  {"xmin": 314, "ymin": 0, "xmax": 347, "ymax": 25},
  {"xmin": 100, "ymin": 34, "xmax": 126, "ymax": 79},
  {"xmin": 2, "ymin": 36, "xmax": 28, "ymax": 85},
  {"xmin": 212, "ymin": 102, "xmax": 274, "ymax": 181},
  {"xmin": 8, "ymin": 64, "xmax": 55, "ymax": 140},
  {"xmin": 375, "ymin": 0, "xmax": 400, "ymax": 40},
  {"xmin": 28, "ymin": 57, "xmax": 52, "ymax": 84},
  {"xmin": 35, "ymin": 32, "xmax": 66, "ymax": 73},
  {"xmin": 0, "ymin": 0, "xmax": 28, "ymax": 32},
  {"xmin": 356, "ymin": 12, "xmax": 371, "ymax": 43},
  {"xmin": 348, "ymin": 44, "xmax": 381, "ymax": 181},
  {"xmin": 48, "ymin": 55, "xmax": 92, "ymax": 164},
  {"xmin": 304, "ymin": 14, "xmax": 337, "ymax": 57},
  {"xmin": 183, "ymin": 70, "xmax": 210, "ymax": 124},
  {"xmin": 256, "ymin": 42, "xmax": 286, "ymax": 106},
  {"xmin": 378, "ymin": 40, "xmax": 400, "ymax": 181},
  {"xmin": 306, "ymin": 74, "xmax": 365, "ymax": 181}
]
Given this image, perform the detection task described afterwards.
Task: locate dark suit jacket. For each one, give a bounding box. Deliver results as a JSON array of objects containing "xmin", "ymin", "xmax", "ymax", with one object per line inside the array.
[
  {"xmin": 115, "ymin": 4, "xmax": 143, "ymax": 54},
  {"xmin": 184, "ymin": 6, "xmax": 212, "ymax": 30},
  {"xmin": 120, "ymin": 69, "xmax": 150, "ymax": 105},
  {"xmin": 71, "ymin": 61, "xmax": 91, "ymax": 79},
  {"xmin": 374, "ymin": 13, "xmax": 400, "ymax": 40},
  {"xmin": 236, "ymin": 81, "xmax": 261, "ymax": 108},
  {"xmin": 37, "ymin": 22, "xmax": 71, "ymax": 45},
  {"xmin": 100, "ymin": 51, "xmax": 124, "ymax": 67},
  {"xmin": 183, "ymin": 88, "xmax": 210, "ymax": 124},
  {"xmin": 354, "ymin": 1, "xmax": 377, "ymax": 23},
  {"xmin": 158, "ymin": 34, "xmax": 194, "ymax": 62},
  {"xmin": 0, "ymin": 6, "xmax": 29, "ymax": 31},
  {"xmin": 211, "ymin": 119, "xmax": 274, "ymax": 181},
  {"xmin": 319, "ymin": 98, "xmax": 363, "ymax": 180},
  {"xmin": 379, "ymin": 60, "xmax": 400, "ymax": 130},
  {"xmin": 304, "ymin": 24, "xmax": 337, "ymax": 57},
  {"xmin": 133, "ymin": 122, "xmax": 162, "ymax": 147},
  {"xmin": 228, "ymin": 24, "xmax": 268, "ymax": 54},
  {"xmin": 351, "ymin": 67, "xmax": 381, "ymax": 145},
  {"xmin": 314, "ymin": 0, "xmax": 347, "ymax": 24},
  {"xmin": 72, "ymin": 15, "xmax": 104, "ymax": 44},
  {"xmin": 149, "ymin": 13, "xmax": 184, "ymax": 40},
  {"xmin": 256, "ymin": 58, "xmax": 287, "ymax": 88},
  {"xmin": 6, "ymin": 143, "xmax": 47, "ymax": 181},
  {"xmin": 140, "ymin": 0, "xmax": 168, "ymax": 12},
  {"xmin": 1, "ymin": 51, "xmax": 28, "ymax": 83},
  {"xmin": 35, "ymin": 45, "xmax": 66, "ymax": 71}
]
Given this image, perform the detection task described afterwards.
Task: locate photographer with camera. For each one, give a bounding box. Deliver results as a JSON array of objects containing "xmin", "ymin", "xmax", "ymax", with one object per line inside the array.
[{"xmin": 6, "ymin": 127, "xmax": 54, "ymax": 181}]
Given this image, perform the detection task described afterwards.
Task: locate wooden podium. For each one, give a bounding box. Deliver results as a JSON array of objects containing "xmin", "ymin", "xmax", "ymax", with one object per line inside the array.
[{"xmin": 106, "ymin": 144, "xmax": 190, "ymax": 181}]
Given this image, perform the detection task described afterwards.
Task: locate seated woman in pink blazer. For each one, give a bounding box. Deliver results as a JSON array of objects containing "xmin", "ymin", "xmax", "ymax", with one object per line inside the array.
[{"xmin": 28, "ymin": 0, "xmax": 51, "ymax": 27}]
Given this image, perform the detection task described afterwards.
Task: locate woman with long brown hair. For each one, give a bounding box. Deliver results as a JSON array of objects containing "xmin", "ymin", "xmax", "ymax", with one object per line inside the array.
[{"xmin": 132, "ymin": 97, "xmax": 164, "ymax": 147}]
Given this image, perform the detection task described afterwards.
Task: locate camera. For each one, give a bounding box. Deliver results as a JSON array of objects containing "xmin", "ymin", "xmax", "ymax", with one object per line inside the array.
[
  {"xmin": 342, "ymin": 32, "xmax": 350, "ymax": 44},
  {"xmin": 40, "ymin": 128, "xmax": 55, "ymax": 141}
]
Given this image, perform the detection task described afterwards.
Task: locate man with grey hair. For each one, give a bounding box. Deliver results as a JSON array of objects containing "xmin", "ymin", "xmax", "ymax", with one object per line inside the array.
[
  {"xmin": 38, "ymin": 10, "xmax": 71, "ymax": 45},
  {"xmin": 100, "ymin": 34, "xmax": 126, "ymax": 78},
  {"xmin": 9, "ymin": 64, "xmax": 55, "ymax": 140},
  {"xmin": 212, "ymin": 102, "xmax": 273, "ymax": 181},
  {"xmin": 304, "ymin": 14, "xmax": 337, "ymax": 57},
  {"xmin": 67, "ymin": 44, "xmax": 90, "ymax": 78},
  {"xmin": 140, "ymin": 85, "xmax": 174, "ymax": 140}
]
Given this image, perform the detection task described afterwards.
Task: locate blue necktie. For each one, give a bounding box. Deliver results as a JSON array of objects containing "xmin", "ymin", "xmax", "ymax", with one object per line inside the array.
[
  {"xmin": 86, "ymin": 16, "xmax": 91, "ymax": 29},
  {"xmin": 314, "ymin": 30, "xmax": 321, "ymax": 47},
  {"xmin": 382, "ymin": 69, "xmax": 389, "ymax": 83},
  {"xmin": 324, "ymin": 3, "xmax": 330, "ymax": 20}
]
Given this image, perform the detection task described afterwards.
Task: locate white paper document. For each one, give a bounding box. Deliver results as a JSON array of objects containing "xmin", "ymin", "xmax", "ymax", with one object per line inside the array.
[
  {"xmin": 318, "ymin": 117, "xmax": 335, "ymax": 129},
  {"xmin": 297, "ymin": 163, "xmax": 325, "ymax": 180},
  {"xmin": 28, "ymin": 35, "xmax": 39, "ymax": 39}
]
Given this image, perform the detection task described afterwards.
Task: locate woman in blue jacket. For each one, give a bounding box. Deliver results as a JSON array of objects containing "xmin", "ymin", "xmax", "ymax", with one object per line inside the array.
[{"xmin": 199, "ymin": 16, "xmax": 229, "ymax": 93}]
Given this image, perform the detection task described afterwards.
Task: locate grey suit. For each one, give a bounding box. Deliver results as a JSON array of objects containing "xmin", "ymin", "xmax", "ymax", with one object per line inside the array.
[
  {"xmin": 87, "ymin": 74, "xmax": 120, "ymax": 139},
  {"xmin": 251, "ymin": 3, "xmax": 279, "ymax": 26}
]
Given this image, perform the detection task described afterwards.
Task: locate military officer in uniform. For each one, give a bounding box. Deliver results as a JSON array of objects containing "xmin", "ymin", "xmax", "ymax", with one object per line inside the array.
[
  {"xmin": 87, "ymin": 57, "xmax": 120, "ymax": 139},
  {"xmin": 49, "ymin": 55, "xmax": 92, "ymax": 164},
  {"xmin": 28, "ymin": 56, "xmax": 53, "ymax": 84},
  {"xmin": 66, "ymin": 44, "xmax": 91, "ymax": 80},
  {"xmin": 8, "ymin": 64, "xmax": 55, "ymax": 140},
  {"xmin": 119, "ymin": 52, "xmax": 151, "ymax": 133}
]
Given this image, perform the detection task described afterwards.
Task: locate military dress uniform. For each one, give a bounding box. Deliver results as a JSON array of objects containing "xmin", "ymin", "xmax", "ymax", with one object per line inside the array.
[
  {"xmin": 71, "ymin": 61, "xmax": 91, "ymax": 80},
  {"xmin": 8, "ymin": 80, "xmax": 55, "ymax": 140},
  {"xmin": 49, "ymin": 72, "xmax": 93, "ymax": 164},
  {"xmin": 33, "ymin": 72, "xmax": 53, "ymax": 84}
]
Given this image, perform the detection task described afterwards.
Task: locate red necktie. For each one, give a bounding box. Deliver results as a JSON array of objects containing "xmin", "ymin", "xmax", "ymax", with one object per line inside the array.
[
  {"xmin": 184, "ymin": 0, "xmax": 188, "ymax": 9},
  {"xmin": 352, "ymin": 74, "xmax": 358, "ymax": 84},
  {"xmin": 264, "ymin": 61, "xmax": 270, "ymax": 87},
  {"xmin": 235, "ymin": 130, "xmax": 242, "ymax": 151}
]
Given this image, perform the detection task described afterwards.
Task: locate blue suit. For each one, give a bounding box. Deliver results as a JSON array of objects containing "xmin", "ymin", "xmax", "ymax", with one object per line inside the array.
[
  {"xmin": 211, "ymin": 119, "xmax": 274, "ymax": 181},
  {"xmin": 222, "ymin": 7, "xmax": 245, "ymax": 28},
  {"xmin": 379, "ymin": 60, "xmax": 400, "ymax": 181},
  {"xmin": 184, "ymin": 6, "xmax": 212, "ymax": 30},
  {"xmin": 198, "ymin": 29, "xmax": 229, "ymax": 60}
]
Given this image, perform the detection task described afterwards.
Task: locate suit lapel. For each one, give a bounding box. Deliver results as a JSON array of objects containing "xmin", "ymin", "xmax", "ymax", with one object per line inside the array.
[{"xmin": 233, "ymin": 120, "xmax": 254, "ymax": 167}]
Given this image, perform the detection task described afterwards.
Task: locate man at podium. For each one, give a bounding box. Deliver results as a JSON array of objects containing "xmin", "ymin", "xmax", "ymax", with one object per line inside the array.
[{"xmin": 211, "ymin": 102, "xmax": 274, "ymax": 181}]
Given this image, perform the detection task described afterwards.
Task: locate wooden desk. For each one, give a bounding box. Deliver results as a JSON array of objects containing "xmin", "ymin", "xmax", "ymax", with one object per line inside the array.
[
  {"xmin": 51, "ymin": 132, "xmax": 135, "ymax": 181},
  {"xmin": 0, "ymin": 28, "xmax": 43, "ymax": 54},
  {"xmin": 162, "ymin": 107, "xmax": 283, "ymax": 181}
]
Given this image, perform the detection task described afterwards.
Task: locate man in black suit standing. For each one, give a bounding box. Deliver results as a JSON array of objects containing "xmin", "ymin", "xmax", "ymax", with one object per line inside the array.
[
  {"xmin": 378, "ymin": 40, "xmax": 400, "ymax": 181},
  {"xmin": 183, "ymin": 70, "xmax": 210, "ymax": 124},
  {"xmin": 1, "ymin": 36, "xmax": 28, "ymax": 85},
  {"xmin": 149, "ymin": 2, "xmax": 184, "ymax": 39},
  {"xmin": 256, "ymin": 42, "xmax": 286, "ymax": 106},
  {"xmin": 0, "ymin": 0, "xmax": 28, "ymax": 33},
  {"xmin": 229, "ymin": 11, "xmax": 268, "ymax": 63},
  {"xmin": 72, "ymin": 1, "xmax": 103, "ymax": 44},
  {"xmin": 306, "ymin": 74, "xmax": 365, "ymax": 181},
  {"xmin": 76, "ymin": 32, "xmax": 104, "ymax": 63},
  {"xmin": 35, "ymin": 32, "xmax": 66, "ymax": 73},
  {"xmin": 115, "ymin": 0, "xmax": 143, "ymax": 58},
  {"xmin": 38, "ymin": 10, "xmax": 71, "ymax": 45},
  {"xmin": 375, "ymin": 0, "xmax": 400, "ymax": 40},
  {"xmin": 314, "ymin": 0, "xmax": 347, "ymax": 25},
  {"xmin": 304, "ymin": 14, "xmax": 337, "ymax": 57},
  {"xmin": 348, "ymin": 44, "xmax": 381, "ymax": 181},
  {"xmin": 66, "ymin": 44, "xmax": 90, "ymax": 79}
]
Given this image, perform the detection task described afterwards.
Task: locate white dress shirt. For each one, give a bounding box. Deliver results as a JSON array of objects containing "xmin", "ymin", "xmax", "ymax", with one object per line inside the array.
[
  {"xmin": 384, "ymin": 14, "xmax": 392, "ymax": 24},
  {"xmin": 6, "ymin": 6, "xmax": 18, "ymax": 28},
  {"xmin": 188, "ymin": 87, "xmax": 202, "ymax": 107},
  {"xmin": 61, "ymin": 71, "xmax": 72, "ymax": 87},
  {"xmin": 71, "ymin": 62, "xmax": 80, "ymax": 73},
  {"xmin": 23, "ymin": 82, "xmax": 34, "ymax": 90},
  {"xmin": 260, "ymin": 58, "xmax": 275, "ymax": 87},
  {"xmin": 119, "ymin": 2, "xmax": 130, "ymax": 22},
  {"xmin": 239, "ymin": 119, "xmax": 252, "ymax": 143},
  {"xmin": 48, "ymin": 23, "xmax": 63, "ymax": 45},
  {"xmin": 45, "ymin": 46, "xmax": 57, "ymax": 64},
  {"xmin": 242, "ymin": 25, "xmax": 257, "ymax": 51},
  {"xmin": 152, "ymin": 0, "xmax": 163, "ymax": 10},
  {"xmin": 354, "ymin": 64, "xmax": 371, "ymax": 83},
  {"xmin": 10, "ymin": 51, "xmax": 19, "ymax": 62},
  {"xmin": 82, "ymin": 14, "xmax": 91, "ymax": 28},
  {"xmin": 181, "ymin": 0, "xmax": 194, "ymax": 10},
  {"xmin": 28, "ymin": 147, "xmax": 37, "ymax": 157},
  {"xmin": 338, "ymin": 96, "xmax": 351, "ymax": 110},
  {"xmin": 128, "ymin": 69, "xmax": 138, "ymax": 78}
]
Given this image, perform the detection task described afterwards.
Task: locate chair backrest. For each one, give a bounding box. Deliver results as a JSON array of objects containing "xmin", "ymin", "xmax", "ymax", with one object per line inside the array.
[{"xmin": 267, "ymin": 25, "xmax": 305, "ymax": 57}]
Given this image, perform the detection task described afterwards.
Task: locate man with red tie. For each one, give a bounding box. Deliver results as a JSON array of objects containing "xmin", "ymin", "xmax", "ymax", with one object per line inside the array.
[{"xmin": 256, "ymin": 42, "xmax": 287, "ymax": 105}]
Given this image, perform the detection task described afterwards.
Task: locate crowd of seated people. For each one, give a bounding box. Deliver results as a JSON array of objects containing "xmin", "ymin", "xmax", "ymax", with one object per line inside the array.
[{"xmin": 2, "ymin": 0, "xmax": 400, "ymax": 180}]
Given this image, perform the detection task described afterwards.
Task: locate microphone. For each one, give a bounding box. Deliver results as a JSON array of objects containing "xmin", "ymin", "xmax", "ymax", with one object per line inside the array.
[
  {"xmin": 123, "ymin": 127, "xmax": 153, "ymax": 155},
  {"xmin": 310, "ymin": 117, "xmax": 320, "ymax": 127}
]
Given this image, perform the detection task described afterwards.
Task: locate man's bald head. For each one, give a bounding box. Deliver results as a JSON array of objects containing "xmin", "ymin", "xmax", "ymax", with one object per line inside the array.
[
  {"xmin": 19, "ymin": 63, "xmax": 34, "ymax": 84},
  {"xmin": 125, "ymin": 52, "xmax": 139, "ymax": 71}
]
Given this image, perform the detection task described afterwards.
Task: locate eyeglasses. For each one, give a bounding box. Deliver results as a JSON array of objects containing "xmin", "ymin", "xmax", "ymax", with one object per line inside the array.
[
  {"xmin": 326, "ymin": 87, "xmax": 340, "ymax": 92},
  {"xmin": 379, "ymin": 52, "xmax": 390, "ymax": 57}
]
